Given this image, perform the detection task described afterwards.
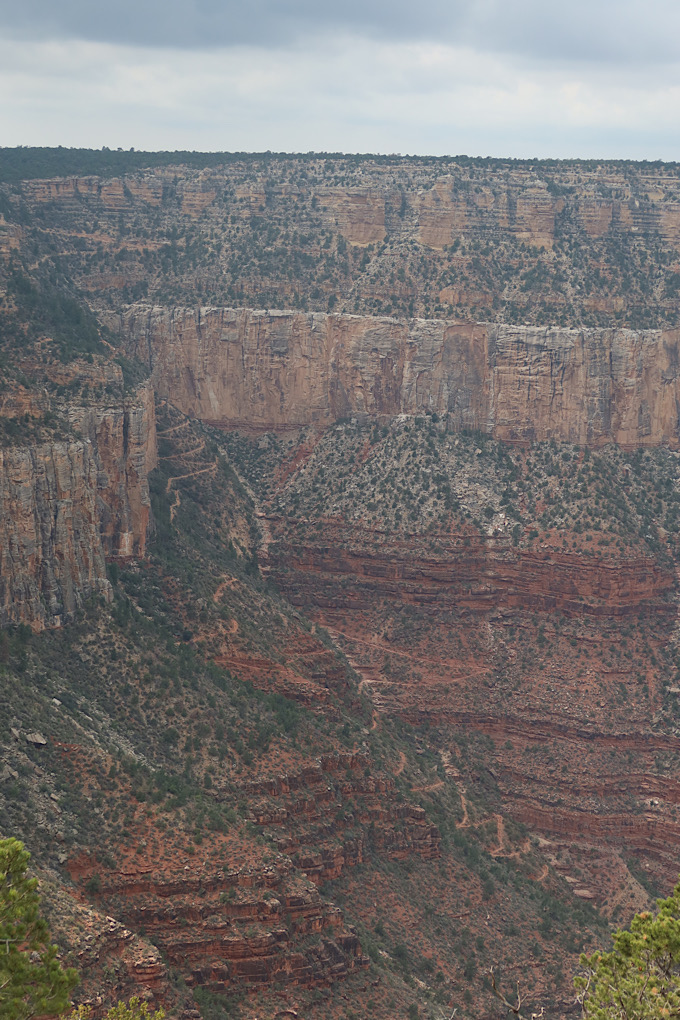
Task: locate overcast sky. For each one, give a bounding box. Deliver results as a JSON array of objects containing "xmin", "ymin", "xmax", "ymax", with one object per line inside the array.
[{"xmin": 1, "ymin": 0, "xmax": 680, "ymax": 158}]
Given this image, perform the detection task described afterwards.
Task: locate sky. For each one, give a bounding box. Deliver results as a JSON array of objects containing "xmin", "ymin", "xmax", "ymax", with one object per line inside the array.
[{"xmin": 1, "ymin": 0, "xmax": 680, "ymax": 159}]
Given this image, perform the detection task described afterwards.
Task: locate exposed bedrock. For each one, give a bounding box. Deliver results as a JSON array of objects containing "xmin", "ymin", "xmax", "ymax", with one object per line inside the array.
[
  {"xmin": 266, "ymin": 526, "xmax": 674, "ymax": 618},
  {"xmin": 264, "ymin": 518, "xmax": 680, "ymax": 888},
  {"xmin": 66, "ymin": 751, "xmax": 438, "ymax": 1001},
  {"xmin": 20, "ymin": 166, "xmax": 680, "ymax": 250},
  {"xmin": 0, "ymin": 380, "xmax": 157, "ymax": 629},
  {"xmin": 114, "ymin": 304, "xmax": 680, "ymax": 447}
]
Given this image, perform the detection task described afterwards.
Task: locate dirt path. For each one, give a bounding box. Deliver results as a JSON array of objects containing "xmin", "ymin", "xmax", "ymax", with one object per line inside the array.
[
  {"xmin": 488, "ymin": 814, "xmax": 519, "ymax": 859},
  {"xmin": 157, "ymin": 422, "xmax": 190, "ymax": 437},
  {"xmin": 254, "ymin": 511, "xmax": 274, "ymax": 561},
  {"xmin": 358, "ymin": 692, "xmax": 380, "ymax": 731},
  {"xmin": 439, "ymin": 750, "xmax": 461, "ymax": 778},
  {"xmin": 165, "ymin": 463, "xmax": 216, "ymax": 494},
  {"xmin": 334, "ymin": 630, "xmax": 477, "ymax": 672},
  {"xmin": 358, "ymin": 676, "xmax": 389, "ymax": 693},
  {"xmin": 356, "ymin": 681, "xmax": 377, "ymax": 730},
  {"xmin": 454, "ymin": 805, "xmax": 525, "ymax": 862},
  {"xmin": 169, "ymin": 488, "xmax": 181, "ymax": 523},
  {"xmin": 319, "ymin": 632, "xmax": 533, "ymax": 861},
  {"xmin": 212, "ymin": 577, "xmax": 237, "ymax": 603},
  {"xmin": 327, "ymin": 628, "xmax": 387, "ymax": 733},
  {"xmin": 457, "ymin": 792, "xmax": 470, "ymax": 828},
  {"xmin": 488, "ymin": 814, "xmax": 504, "ymax": 856},
  {"xmin": 159, "ymin": 441, "xmax": 206, "ymax": 461},
  {"xmin": 411, "ymin": 780, "xmax": 445, "ymax": 793}
]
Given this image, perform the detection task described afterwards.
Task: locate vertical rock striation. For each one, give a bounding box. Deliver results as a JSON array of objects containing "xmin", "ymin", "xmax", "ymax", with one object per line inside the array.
[
  {"xmin": 115, "ymin": 305, "xmax": 680, "ymax": 447},
  {"xmin": 0, "ymin": 380, "xmax": 157, "ymax": 629}
]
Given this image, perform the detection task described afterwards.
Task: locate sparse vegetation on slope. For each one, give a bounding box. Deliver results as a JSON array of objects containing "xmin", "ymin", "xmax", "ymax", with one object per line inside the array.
[{"xmin": 5, "ymin": 149, "xmax": 680, "ymax": 1020}]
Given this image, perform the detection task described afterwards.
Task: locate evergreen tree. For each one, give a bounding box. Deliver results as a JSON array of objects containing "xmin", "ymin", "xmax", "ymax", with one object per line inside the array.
[
  {"xmin": 576, "ymin": 878, "xmax": 680, "ymax": 1020},
  {"xmin": 0, "ymin": 837, "xmax": 77, "ymax": 1020}
]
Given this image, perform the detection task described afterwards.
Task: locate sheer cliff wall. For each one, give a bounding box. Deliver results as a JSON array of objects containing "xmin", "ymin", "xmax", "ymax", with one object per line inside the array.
[
  {"xmin": 0, "ymin": 379, "xmax": 157, "ymax": 629},
  {"xmin": 115, "ymin": 305, "xmax": 680, "ymax": 447}
]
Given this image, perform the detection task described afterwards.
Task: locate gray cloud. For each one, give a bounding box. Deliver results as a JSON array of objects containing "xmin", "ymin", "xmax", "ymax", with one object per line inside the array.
[
  {"xmin": 1, "ymin": 0, "xmax": 679, "ymax": 64},
  {"xmin": 2, "ymin": 31, "xmax": 679, "ymax": 159},
  {"xmin": 2, "ymin": 2, "xmax": 680, "ymax": 160}
]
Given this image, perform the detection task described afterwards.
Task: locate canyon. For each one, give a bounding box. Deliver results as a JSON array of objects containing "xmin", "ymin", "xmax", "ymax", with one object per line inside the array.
[
  {"xmin": 252, "ymin": 419, "xmax": 680, "ymax": 889},
  {"xmin": 3, "ymin": 150, "xmax": 680, "ymax": 1020}
]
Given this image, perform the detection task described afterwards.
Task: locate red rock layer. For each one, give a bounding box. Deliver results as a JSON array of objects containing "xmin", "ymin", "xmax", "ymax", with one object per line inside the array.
[
  {"xmin": 264, "ymin": 517, "xmax": 680, "ymax": 893},
  {"xmin": 67, "ymin": 751, "xmax": 438, "ymax": 1004},
  {"xmin": 266, "ymin": 522, "xmax": 674, "ymax": 619}
]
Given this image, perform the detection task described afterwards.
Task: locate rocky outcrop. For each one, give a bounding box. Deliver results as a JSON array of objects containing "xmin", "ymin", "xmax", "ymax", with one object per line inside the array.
[
  {"xmin": 20, "ymin": 165, "xmax": 680, "ymax": 251},
  {"xmin": 20, "ymin": 175, "xmax": 164, "ymax": 210},
  {"xmin": 114, "ymin": 305, "xmax": 680, "ymax": 447},
  {"xmin": 266, "ymin": 514, "xmax": 680, "ymax": 894},
  {"xmin": 69, "ymin": 906, "xmax": 172, "ymax": 1012},
  {"xmin": 243, "ymin": 752, "xmax": 441, "ymax": 885},
  {"xmin": 0, "ymin": 380, "xmax": 157, "ymax": 629},
  {"xmin": 415, "ymin": 177, "xmax": 559, "ymax": 249},
  {"xmin": 14, "ymin": 158, "xmax": 680, "ymax": 330},
  {"xmin": 317, "ymin": 188, "xmax": 387, "ymax": 245},
  {"xmin": 69, "ymin": 854, "xmax": 367, "ymax": 996},
  {"xmin": 65, "ymin": 747, "xmax": 438, "ymax": 1001}
]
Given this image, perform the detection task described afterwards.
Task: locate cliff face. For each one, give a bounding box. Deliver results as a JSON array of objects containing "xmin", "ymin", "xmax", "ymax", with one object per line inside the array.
[
  {"xmin": 20, "ymin": 174, "xmax": 164, "ymax": 209},
  {"xmin": 68, "ymin": 379, "xmax": 158, "ymax": 558},
  {"xmin": 19, "ymin": 164, "xmax": 680, "ymax": 251},
  {"xmin": 65, "ymin": 749, "xmax": 438, "ymax": 1005},
  {"xmin": 115, "ymin": 305, "xmax": 680, "ymax": 447},
  {"xmin": 213, "ymin": 414, "xmax": 680, "ymax": 921},
  {"xmin": 69, "ymin": 849, "xmax": 369, "ymax": 999},
  {"xmin": 0, "ymin": 379, "xmax": 157, "ymax": 629},
  {"xmin": 268, "ymin": 527, "xmax": 674, "ymax": 619}
]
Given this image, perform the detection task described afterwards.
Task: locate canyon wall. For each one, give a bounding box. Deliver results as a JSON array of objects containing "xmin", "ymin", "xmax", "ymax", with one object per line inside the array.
[
  {"xmin": 115, "ymin": 305, "xmax": 680, "ymax": 447},
  {"xmin": 19, "ymin": 164, "xmax": 680, "ymax": 250},
  {"xmin": 0, "ymin": 380, "xmax": 157, "ymax": 629},
  {"xmin": 264, "ymin": 510, "xmax": 680, "ymax": 891},
  {"xmin": 11, "ymin": 158, "xmax": 680, "ymax": 330}
]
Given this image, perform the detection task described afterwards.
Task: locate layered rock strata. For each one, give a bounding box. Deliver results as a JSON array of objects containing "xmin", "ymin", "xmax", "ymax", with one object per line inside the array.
[
  {"xmin": 115, "ymin": 306, "xmax": 680, "ymax": 447},
  {"xmin": 19, "ymin": 163, "xmax": 680, "ymax": 250},
  {"xmin": 66, "ymin": 750, "xmax": 438, "ymax": 1001},
  {"xmin": 0, "ymin": 380, "xmax": 157, "ymax": 628},
  {"xmin": 71, "ymin": 856, "xmax": 367, "ymax": 994},
  {"xmin": 265, "ymin": 514, "xmax": 680, "ymax": 892},
  {"xmin": 243, "ymin": 751, "xmax": 441, "ymax": 884},
  {"xmin": 266, "ymin": 525, "xmax": 674, "ymax": 619}
]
